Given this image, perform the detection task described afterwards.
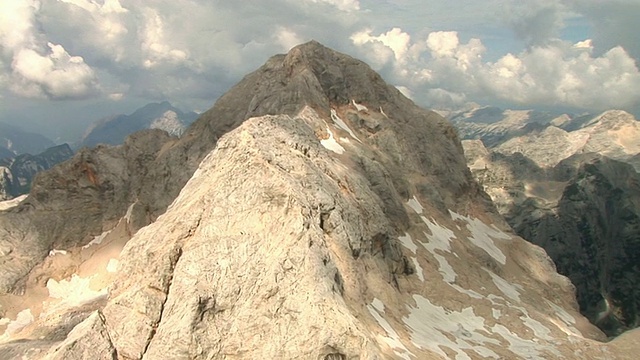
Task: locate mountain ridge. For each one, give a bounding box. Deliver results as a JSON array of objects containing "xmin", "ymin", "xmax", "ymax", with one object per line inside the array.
[
  {"xmin": 80, "ymin": 101, "xmax": 198, "ymax": 148},
  {"xmin": 0, "ymin": 41, "xmax": 636, "ymax": 359}
]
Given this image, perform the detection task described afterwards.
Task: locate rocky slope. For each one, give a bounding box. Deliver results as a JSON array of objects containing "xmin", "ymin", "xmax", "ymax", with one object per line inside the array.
[
  {"xmin": 450, "ymin": 106, "xmax": 567, "ymax": 148},
  {"xmin": 453, "ymin": 107, "xmax": 640, "ymax": 170},
  {"xmin": 463, "ymin": 139, "xmax": 640, "ymax": 336},
  {"xmin": 0, "ymin": 41, "xmax": 637, "ymax": 359},
  {"xmin": 457, "ymin": 108, "xmax": 640, "ymax": 336},
  {"xmin": 80, "ymin": 101, "xmax": 198, "ymax": 148},
  {"xmin": 0, "ymin": 144, "xmax": 74, "ymax": 200}
]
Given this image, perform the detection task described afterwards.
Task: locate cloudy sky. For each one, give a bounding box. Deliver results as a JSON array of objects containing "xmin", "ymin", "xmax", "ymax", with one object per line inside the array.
[{"xmin": 1, "ymin": 0, "xmax": 639, "ymax": 142}]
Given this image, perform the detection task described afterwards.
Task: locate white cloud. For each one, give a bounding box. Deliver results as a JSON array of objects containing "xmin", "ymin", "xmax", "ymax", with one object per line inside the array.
[
  {"xmin": 352, "ymin": 28, "xmax": 640, "ymax": 112},
  {"xmin": 108, "ymin": 92, "xmax": 124, "ymax": 101},
  {"xmin": 11, "ymin": 42, "xmax": 98, "ymax": 99},
  {"xmin": 140, "ymin": 8, "xmax": 189, "ymax": 68},
  {"xmin": 1, "ymin": 0, "xmax": 639, "ymax": 122},
  {"xmin": 0, "ymin": 1, "xmax": 99, "ymax": 99},
  {"xmin": 573, "ymin": 39, "xmax": 593, "ymax": 50},
  {"xmin": 0, "ymin": 0, "xmax": 39, "ymax": 50},
  {"xmin": 57, "ymin": 0, "xmax": 127, "ymax": 14},
  {"xmin": 505, "ymin": 1, "xmax": 566, "ymax": 46},
  {"xmin": 303, "ymin": 0, "xmax": 360, "ymax": 12},
  {"xmin": 275, "ymin": 27, "xmax": 304, "ymax": 52},
  {"xmin": 427, "ymin": 31, "xmax": 460, "ymax": 58}
]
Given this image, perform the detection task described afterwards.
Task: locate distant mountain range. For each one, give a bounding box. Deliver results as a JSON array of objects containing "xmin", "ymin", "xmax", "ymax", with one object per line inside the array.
[
  {"xmin": 0, "ymin": 122, "xmax": 56, "ymax": 158},
  {"xmin": 452, "ymin": 107, "xmax": 640, "ymax": 336},
  {"xmin": 452, "ymin": 107, "xmax": 640, "ymax": 170},
  {"xmin": 4, "ymin": 41, "xmax": 634, "ymax": 359},
  {"xmin": 80, "ymin": 101, "xmax": 199, "ymax": 148},
  {"xmin": 0, "ymin": 144, "xmax": 74, "ymax": 200}
]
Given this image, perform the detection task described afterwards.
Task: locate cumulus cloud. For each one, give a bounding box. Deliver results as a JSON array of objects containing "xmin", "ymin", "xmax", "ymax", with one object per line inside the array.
[
  {"xmin": 1, "ymin": 0, "xmax": 638, "ymax": 120},
  {"xmin": 11, "ymin": 43, "xmax": 97, "ymax": 99},
  {"xmin": 351, "ymin": 28, "xmax": 640, "ymax": 112},
  {"xmin": 0, "ymin": 0, "xmax": 99, "ymax": 99},
  {"xmin": 18, "ymin": 0, "xmax": 366, "ymax": 107}
]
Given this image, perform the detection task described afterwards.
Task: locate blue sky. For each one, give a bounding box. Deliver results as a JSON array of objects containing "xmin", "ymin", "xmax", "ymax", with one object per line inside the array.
[{"xmin": 0, "ymin": 0, "xmax": 639, "ymax": 142}]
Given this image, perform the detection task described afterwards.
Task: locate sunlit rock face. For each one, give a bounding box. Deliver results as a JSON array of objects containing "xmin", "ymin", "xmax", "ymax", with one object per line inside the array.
[{"xmin": 1, "ymin": 41, "xmax": 638, "ymax": 359}]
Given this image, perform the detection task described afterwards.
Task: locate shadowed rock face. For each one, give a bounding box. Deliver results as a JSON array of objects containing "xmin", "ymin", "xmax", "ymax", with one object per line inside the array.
[
  {"xmin": 0, "ymin": 129, "xmax": 176, "ymax": 294},
  {"xmin": 3, "ymin": 41, "xmax": 638, "ymax": 359},
  {"xmin": 511, "ymin": 155, "xmax": 640, "ymax": 336},
  {"xmin": 463, "ymin": 137, "xmax": 640, "ymax": 337}
]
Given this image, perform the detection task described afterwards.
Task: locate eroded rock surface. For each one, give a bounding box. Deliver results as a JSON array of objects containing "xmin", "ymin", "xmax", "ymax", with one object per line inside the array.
[
  {"xmin": 463, "ymin": 137, "xmax": 640, "ymax": 337},
  {"xmin": 1, "ymin": 41, "xmax": 636, "ymax": 359}
]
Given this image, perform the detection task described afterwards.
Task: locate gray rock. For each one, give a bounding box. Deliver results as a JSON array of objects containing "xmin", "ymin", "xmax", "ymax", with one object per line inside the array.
[
  {"xmin": 463, "ymin": 138, "xmax": 640, "ymax": 336},
  {"xmin": 2, "ymin": 41, "xmax": 635, "ymax": 359},
  {"xmin": 42, "ymin": 311, "xmax": 116, "ymax": 360}
]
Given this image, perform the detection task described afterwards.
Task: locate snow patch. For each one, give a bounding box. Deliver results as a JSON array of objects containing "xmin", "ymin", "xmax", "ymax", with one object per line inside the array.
[
  {"xmin": 398, "ymin": 233, "xmax": 417, "ymax": 254},
  {"xmin": 0, "ymin": 194, "xmax": 28, "ymax": 211},
  {"xmin": 492, "ymin": 308, "xmax": 502, "ymax": 319},
  {"xmin": 48, "ymin": 249, "xmax": 68, "ymax": 256},
  {"xmin": 106, "ymin": 258, "xmax": 119, "ymax": 273},
  {"xmin": 403, "ymin": 295, "xmax": 500, "ymax": 360},
  {"xmin": 371, "ymin": 298, "xmax": 385, "ymax": 313},
  {"xmin": 450, "ymin": 211, "xmax": 509, "ymax": 265},
  {"xmin": 124, "ymin": 202, "xmax": 136, "ymax": 223},
  {"xmin": 450, "ymin": 284, "xmax": 483, "ymax": 299},
  {"xmin": 331, "ymin": 109, "xmax": 360, "ymax": 142},
  {"xmin": 367, "ymin": 300, "xmax": 414, "ymax": 360},
  {"xmin": 352, "ymin": 99, "xmax": 368, "ymax": 112},
  {"xmin": 545, "ymin": 300, "xmax": 580, "ymax": 335},
  {"xmin": 412, "ymin": 257, "xmax": 425, "ymax": 281},
  {"xmin": 0, "ymin": 309, "xmax": 34, "ymax": 339},
  {"xmin": 82, "ymin": 229, "xmax": 111, "ymax": 249},
  {"xmin": 406, "ymin": 196, "xmax": 423, "ymax": 214},
  {"xmin": 485, "ymin": 270, "xmax": 521, "ymax": 302},
  {"xmin": 46, "ymin": 274, "xmax": 107, "ymax": 311},
  {"xmin": 491, "ymin": 324, "xmax": 546, "ymax": 358},
  {"xmin": 520, "ymin": 310, "xmax": 553, "ymax": 341},
  {"xmin": 320, "ymin": 127, "xmax": 345, "ymax": 154},
  {"xmin": 421, "ymin": 217, "xmax": 455, "ymax": 252},
  {"xmin": 420, "ymin": 217, "xmax": 457, "ymax": 283}
]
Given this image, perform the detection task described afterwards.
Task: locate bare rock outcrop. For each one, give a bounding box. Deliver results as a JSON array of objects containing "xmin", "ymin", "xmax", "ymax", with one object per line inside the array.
[
  {"xmin": 1, "ymin": 41, "xmax": 637, "ymax": 359},
  {"xmin": 463, "ymin": 137, "xmax": 640, "ymax": 336}
]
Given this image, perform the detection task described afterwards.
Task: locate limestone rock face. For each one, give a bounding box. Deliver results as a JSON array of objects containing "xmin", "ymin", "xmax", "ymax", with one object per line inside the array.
[
  {"xmin": 1, "ymin": 41, "xmax": 637, "ymax": 359},
  {"xmin": 462, "ymin": 137, "xmax": 640, "ymax": 336},
  {"xmin": 0, "ymin": 129, "xmax": 176, "ymax": 294},
  {"xmin": 457, "ymin": 109, "xmax": 640, "ymax": 336},
  {"xmin": 55, "ymin": 111, "xmax": 614, "ymax": 359},
  {"xmin": 511, "ymin": 155, "xmax": 640, "ymax": 336}
]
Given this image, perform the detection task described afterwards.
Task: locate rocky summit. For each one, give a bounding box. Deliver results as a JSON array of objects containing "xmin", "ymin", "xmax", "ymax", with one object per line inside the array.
[{"xmin": 1, "ymin": 41, "xmax": 638, "ymax": 359}]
